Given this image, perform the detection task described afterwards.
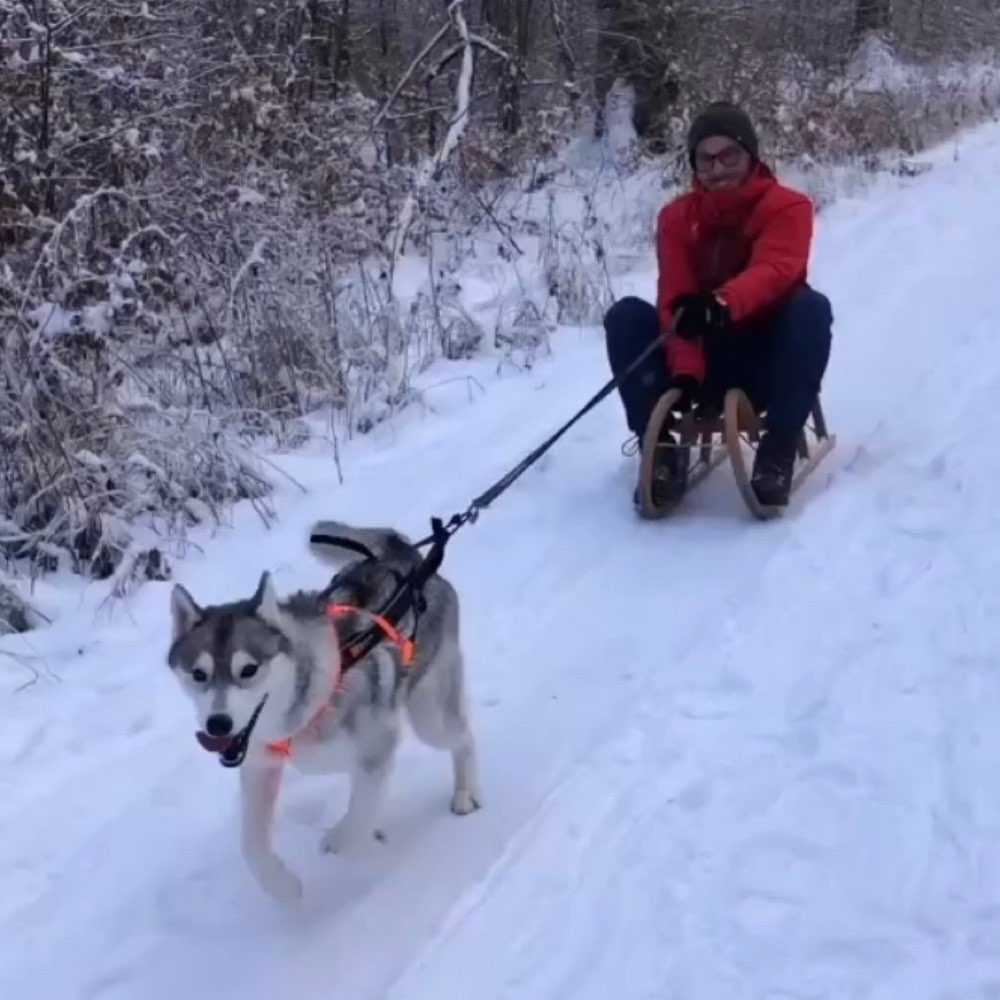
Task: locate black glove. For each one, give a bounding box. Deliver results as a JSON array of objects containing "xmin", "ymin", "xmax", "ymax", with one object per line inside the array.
[{"xmin": 669, "ymin": 292, "xmax": 730, "ymax": 341}]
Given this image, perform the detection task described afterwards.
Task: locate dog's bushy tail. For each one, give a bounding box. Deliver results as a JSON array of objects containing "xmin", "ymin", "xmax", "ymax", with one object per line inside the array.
[{"xmin": 309, "ymin": 520, "xmax": 420, "ymax": 569}]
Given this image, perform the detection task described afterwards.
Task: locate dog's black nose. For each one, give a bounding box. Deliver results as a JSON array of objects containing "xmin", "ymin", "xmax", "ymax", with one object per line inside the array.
[{"xmin": 206, "ymin": 713, "xmax": 233, "ymax": 737}]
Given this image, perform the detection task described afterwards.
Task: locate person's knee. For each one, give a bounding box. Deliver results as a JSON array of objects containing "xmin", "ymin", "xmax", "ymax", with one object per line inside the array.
[
  {"xmin": 782, "ymin": 285, "xmax": 833, "ymax": 341},
  {"xmin": 772, "ymin": 285, "xmax": 832, "ymax": 371},
  {"xmin": 604, "ymin": 296, "xmax": 660, "ymax": 377},
  {"xmin": 761, "ymin": 287, "xmax": 831, "ymax": 405},
  {"xmin": 603, "ymin": 295, "xmax": 658, "ymax": 340}
]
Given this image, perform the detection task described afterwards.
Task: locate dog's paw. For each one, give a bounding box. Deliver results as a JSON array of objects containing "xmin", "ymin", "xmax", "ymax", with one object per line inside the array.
[
  {"xmin": 319, "ymin": 818, "xmax": 372, "ymax": 853},
  {"xmin": 250, "ymin": 854, "xmax": 303, "ymax": 906},
  {"xmin": 320, "ymin": 816, "xmax": 386, "ymax": 854},
  {"xmin": 320, "ymin": 815, "xmax": 354, "ymax": 854},
  {"xmin": 451, "ymin": 789, "xmax": 481, "ymax": 815}
]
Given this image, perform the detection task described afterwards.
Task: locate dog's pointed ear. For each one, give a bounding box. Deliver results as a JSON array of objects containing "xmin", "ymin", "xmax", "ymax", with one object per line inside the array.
[
  {"xmin": 170, "ymin": 584, "xmax": 202, "ymax": 640},
  {"xmin": 249, "ymin": 570, "xmax": 282, "ymax": 626}
]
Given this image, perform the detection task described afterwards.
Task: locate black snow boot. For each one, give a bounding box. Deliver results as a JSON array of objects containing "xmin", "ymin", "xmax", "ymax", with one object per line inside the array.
[
  {"xmin": 751, "ymin": 430, "xmax": 798, "ymax": 507},
  {"xmin": 630, "ymin": 427, "xmax": 690, "ymax": 509}
]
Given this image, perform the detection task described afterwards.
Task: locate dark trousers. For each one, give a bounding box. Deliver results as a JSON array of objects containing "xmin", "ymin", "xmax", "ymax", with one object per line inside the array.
[{"xmin": 603, "ymin": 286, "xmax": 833, "ymax": 439}]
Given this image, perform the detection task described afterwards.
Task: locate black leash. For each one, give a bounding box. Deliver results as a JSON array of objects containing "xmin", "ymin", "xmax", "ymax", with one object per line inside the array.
[
  {"xmin": 318, "ymin": 310, "xmax": 680, "ymax": 670},
  {"xmin": 207, "ymin": 319, "xmax": 676, "ymax": 768},
  {"xmin": 417, "ymin": 310, "xmax": 681, "ymax": 545}
]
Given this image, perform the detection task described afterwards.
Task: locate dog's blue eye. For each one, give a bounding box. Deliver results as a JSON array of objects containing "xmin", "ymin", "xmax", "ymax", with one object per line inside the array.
[
  {"xmin": 192, "ymin": 668, "xmax": 209, "ymax": 683},
  {"xmin": 240, "ymin": 663, "xmax": 259, "ymax": 680}
]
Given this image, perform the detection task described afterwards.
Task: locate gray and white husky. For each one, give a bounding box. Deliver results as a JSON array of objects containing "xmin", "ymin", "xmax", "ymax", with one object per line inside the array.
[{"xmin": 166, "ymin": 520, "xmax": 481, "ymax": 905}]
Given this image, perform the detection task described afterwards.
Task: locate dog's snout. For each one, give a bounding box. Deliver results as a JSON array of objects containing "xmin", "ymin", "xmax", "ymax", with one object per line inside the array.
[{"xmin": 206, "ymin": 713, "xmax": 233, "ymax": 737}]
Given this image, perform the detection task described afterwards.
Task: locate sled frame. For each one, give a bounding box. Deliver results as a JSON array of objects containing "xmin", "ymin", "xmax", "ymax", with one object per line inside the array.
[{"xmin": 636, "ymin": 387, "xmax": 835, "ymax": 520}]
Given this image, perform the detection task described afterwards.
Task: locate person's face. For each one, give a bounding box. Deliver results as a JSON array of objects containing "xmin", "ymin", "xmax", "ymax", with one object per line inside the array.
[{"xmin": 693, "ymin": 135, "xmax": 752, "ymax": 190}]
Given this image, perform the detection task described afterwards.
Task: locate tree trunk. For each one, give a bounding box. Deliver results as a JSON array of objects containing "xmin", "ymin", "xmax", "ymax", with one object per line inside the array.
[
  {"xmin": 852, "ymin": 0, "xmax": 892, "ymax": 45},
  {"xmin": 481, "ymin": 0, "xmax": 533, "ymax": 135}
]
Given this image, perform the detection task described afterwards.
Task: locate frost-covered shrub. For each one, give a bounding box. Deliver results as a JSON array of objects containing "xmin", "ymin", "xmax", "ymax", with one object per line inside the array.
[
  {"xmin": 0, "ymin": 579, "xmax": 38, "ymax": 635},
  {"xmin": 2, "ymin": 0, "xmax": 999, "ymax": 623},
  {"xmin": 493, "ymin": 299, "xmax": 554, "ymax": 372}
]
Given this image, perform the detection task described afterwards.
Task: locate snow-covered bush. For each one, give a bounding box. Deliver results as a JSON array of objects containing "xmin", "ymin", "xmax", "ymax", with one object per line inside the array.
[
  {"xmin": 2, "ymin": 0, "xmax": 1000, "ymax": 620},
  {"xmin": 0, "ymin": 578, "xmax": 39, "ymax": 635}
]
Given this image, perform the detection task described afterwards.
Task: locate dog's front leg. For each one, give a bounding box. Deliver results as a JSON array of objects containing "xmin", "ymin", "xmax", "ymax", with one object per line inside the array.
[
  {"xmin": 320, "ymin": 755, "xmax": 395, "ymax": 854},
  {"xmin": 240, "ymin": 756, "xmax": 303, "ymax": 905}
]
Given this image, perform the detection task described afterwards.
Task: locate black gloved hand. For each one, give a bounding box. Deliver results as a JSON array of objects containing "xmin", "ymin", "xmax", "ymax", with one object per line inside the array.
[{"xmin": 669, "ymin": 292, "xmax": 730, "ymax": 341}]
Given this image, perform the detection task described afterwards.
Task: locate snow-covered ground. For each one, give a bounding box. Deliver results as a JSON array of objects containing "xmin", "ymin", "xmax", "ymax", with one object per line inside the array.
[{"xmin": 4, "ymin": 119, "xmax": 1000, "ymax": 1000}]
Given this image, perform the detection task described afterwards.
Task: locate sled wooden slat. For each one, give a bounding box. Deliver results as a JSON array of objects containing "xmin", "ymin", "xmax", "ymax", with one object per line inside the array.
[{"xmin": 724, "ymin": 388, "xmax": 836, "ymax": 521}]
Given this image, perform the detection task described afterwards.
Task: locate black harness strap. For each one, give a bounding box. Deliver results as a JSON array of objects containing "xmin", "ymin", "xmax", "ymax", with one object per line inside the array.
[
  {"xmin": 335, "ymin": 518, "xmax": 450, "ymax": 671},
  {"xmin": 309, "ymin": 533, "xmax": 378, "ymax": 562}
]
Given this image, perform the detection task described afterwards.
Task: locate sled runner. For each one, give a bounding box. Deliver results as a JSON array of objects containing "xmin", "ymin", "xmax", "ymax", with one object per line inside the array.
[{"xmin": 636, "ymin": 387, "xmax": 835, "ymax": 520}]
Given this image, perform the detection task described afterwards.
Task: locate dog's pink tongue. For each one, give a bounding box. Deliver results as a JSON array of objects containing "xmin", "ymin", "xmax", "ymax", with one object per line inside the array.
[{"xmin": 195, "ymin": 731, "xmax": 234, "ymax": 753}]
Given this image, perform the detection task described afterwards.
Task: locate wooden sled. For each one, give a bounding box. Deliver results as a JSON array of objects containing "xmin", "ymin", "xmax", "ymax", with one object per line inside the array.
[{"xmin": 636, "ymin": 387, "xmax": 836, "ymax": 520}]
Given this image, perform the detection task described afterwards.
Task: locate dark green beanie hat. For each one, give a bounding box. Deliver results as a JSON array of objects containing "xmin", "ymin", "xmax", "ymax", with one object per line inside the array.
[{"xmin": 686, "ymin": 102, "xmax": 759, "ymax": 164}]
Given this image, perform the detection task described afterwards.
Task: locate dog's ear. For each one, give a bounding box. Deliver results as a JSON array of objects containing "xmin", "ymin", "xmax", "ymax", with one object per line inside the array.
[
  {"xmin": 249, "ymin": 570, "xmax": 282, "ymax": 626},
  {"xmin": 170, "ymin": 584, "xmax": 202, "ymax": 640}
]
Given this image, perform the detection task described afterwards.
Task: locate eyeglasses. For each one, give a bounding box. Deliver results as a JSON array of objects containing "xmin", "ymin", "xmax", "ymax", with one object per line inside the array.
[{"xmin": 694, "ymin": 144, "xmax": 747, "ymax": 172}]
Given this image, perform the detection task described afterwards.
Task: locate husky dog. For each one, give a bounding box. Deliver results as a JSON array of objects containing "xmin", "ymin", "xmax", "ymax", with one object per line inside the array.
[{"xmin": 166, "ymin": 521, "xmax": 481, "ymax": 905}]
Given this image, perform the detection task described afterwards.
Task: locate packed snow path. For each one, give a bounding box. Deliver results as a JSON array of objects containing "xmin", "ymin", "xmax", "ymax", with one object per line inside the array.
[{"xmin": 5, "ymin": 123, "xmax": 1000, "ymax": 1000}]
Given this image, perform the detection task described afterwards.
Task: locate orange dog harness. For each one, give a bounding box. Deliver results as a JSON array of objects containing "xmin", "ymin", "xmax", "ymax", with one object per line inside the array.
[{"xmin": 266, "ymin": 603, "xmax": 415, "ymax": 757}]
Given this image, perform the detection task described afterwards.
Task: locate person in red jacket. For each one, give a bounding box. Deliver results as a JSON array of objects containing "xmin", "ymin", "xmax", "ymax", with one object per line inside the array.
[{"xmin": 604, "ymin": 101, "xmax": 833, "ymax": 508}]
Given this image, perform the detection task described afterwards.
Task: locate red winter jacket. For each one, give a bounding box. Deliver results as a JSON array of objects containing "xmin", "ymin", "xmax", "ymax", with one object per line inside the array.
[{"xmin": 655, "ymin": 160, "xmax": 814, "ymax": 382}]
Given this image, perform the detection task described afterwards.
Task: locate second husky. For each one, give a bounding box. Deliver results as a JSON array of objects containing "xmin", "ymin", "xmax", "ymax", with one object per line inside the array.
[{"xmin": 166, "ymin": 520, "xmax": 481, "ymax": 905}]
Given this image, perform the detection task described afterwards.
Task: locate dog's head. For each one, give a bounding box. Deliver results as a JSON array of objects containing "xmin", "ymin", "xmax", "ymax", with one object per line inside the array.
[{"xmin": 167, "ymin": 571, "xmax": 293, "ymax": 758}]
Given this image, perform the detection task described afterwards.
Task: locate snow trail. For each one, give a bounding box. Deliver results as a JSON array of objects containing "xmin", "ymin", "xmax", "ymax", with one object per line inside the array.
[{"xmin": 3, "ymin": 123, "xmax": 1000, "ymax": 1000}]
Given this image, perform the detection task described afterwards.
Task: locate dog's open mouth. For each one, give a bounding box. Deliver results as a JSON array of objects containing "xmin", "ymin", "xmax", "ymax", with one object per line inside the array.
[
  {"xmin": 194, "ymin": 695, "xmax": 268, "ymax": 767},
  {"xmin": 195, "ymin": 731, "xmax": 236, "ymax": 753}
]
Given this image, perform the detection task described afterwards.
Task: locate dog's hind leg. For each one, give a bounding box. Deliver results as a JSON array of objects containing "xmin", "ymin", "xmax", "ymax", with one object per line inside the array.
[
  {"xmin": 447, "ymin": 732, "xmax": 481, "ymax": 816},
  {"xmin": 406, "ymin": 653, "xmax": 481, "ymax": 815}
]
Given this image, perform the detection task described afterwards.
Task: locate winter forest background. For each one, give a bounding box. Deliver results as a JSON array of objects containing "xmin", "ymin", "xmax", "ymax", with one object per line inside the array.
[{"xmin": 2, "ymin": 0, "xmax": 999, "ymax": 632}]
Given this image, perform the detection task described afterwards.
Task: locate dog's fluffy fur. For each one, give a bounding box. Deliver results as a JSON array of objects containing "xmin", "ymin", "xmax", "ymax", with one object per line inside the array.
[{"xmin": 166, "ymin": 521, "xmax": 481, "ymax": 904}]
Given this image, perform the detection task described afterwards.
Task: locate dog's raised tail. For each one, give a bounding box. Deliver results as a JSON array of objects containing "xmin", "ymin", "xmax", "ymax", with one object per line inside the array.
[{"xmin": 309, "ymin": 520, "xmax": 419, "ymax": 568}]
